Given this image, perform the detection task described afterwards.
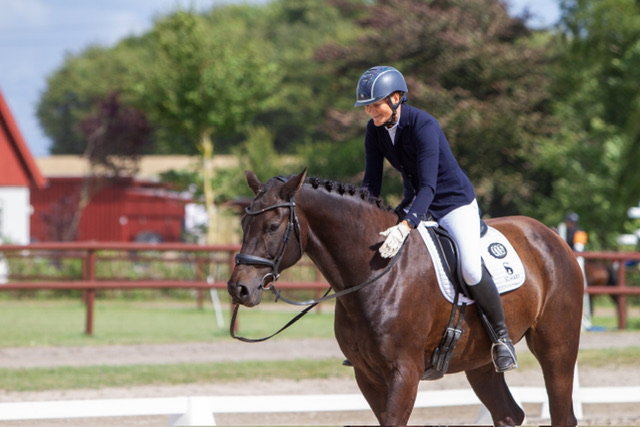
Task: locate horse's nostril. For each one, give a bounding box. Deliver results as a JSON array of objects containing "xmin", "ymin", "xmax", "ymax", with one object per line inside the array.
[
  {"xmin": 228, "ymin": 281, "xmax": 249, "ymax": 302},
  {"xmin": 238, "ymin": 284, "xmax": 249, "ymax": 298}
]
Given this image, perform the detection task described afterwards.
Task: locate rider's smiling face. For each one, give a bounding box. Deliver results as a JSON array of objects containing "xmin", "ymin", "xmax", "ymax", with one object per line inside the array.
[{"xmin": 365, "ymin": 93, "xmax": 402, "ymax": 127}]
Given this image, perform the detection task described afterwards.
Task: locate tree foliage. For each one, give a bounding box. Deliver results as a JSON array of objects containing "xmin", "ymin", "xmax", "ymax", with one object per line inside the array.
[
  {"xmin": 36, "ymin": 1, "xmax": 360, "ymax": 156},
  {"xmin": 59, "ymin": 92, "xmax": 151, "ymax": 241},
  {"xmin": 127, "ymin": 9, "xmax": 278, "ymax": 243},
  {"xmin": 36, "ymin": 45, "xmax": 139, "ymax": 154},
  {"xmin": 248, "ymin": 0, "xmax": 364, "ymax": 151},
  {"xmin": 79, "ymin": 91, "xmax": 152, "ymax": 175},
  {"xmin": 131, "ymin": 9, "xmax": 276, "ymax": 151},
  {"xmin": 547, "ymin": 0, "xmax": 640, "ymax": 246}
]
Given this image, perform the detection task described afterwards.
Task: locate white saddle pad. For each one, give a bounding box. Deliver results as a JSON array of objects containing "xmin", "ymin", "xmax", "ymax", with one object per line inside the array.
[{"xmin": 416, "ymin": 221, "xmax": 525, "ymax": 305}]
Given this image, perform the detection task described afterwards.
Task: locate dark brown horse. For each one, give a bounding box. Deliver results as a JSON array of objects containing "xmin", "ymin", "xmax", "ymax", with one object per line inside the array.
[
  {"xmin": 584, "ymin": 259, "xmax": 619, "ymax": 314},
  {"xmin": 584, "ymin": 260, "xmax": 616, "ymax": 288},
  {"xmin": 227, "ymin": 169, "xmax": 584, "ymax": 426}
]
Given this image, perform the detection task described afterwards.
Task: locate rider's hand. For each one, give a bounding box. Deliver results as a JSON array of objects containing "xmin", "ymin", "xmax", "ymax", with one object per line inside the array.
[{"xmin": 379, "ymin": 221, "xmax": 411, "ymax": 258}]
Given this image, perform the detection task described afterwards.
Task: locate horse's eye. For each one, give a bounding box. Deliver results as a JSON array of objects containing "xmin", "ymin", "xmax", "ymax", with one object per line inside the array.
[{"xmin": 267, "ymin": 223, "xmax": 279, "ymax": 233}]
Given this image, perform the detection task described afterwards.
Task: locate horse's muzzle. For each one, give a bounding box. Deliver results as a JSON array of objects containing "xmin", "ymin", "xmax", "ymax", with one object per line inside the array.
[{"xmin": 227, "ymin": 279, "xmax": 262, "ymax": 307}]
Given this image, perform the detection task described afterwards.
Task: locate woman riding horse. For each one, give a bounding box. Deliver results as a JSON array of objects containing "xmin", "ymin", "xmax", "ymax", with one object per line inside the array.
[
  {"xmin": 227, "ymin": 67, "xmax": 583, "ymax": 426},
  {"xmin": 228, "ymin": 171, "xmax": 583, "ymax": 426},
  {"xmin": 354, "ymin": 66, "xmax": 517, "ymax": 372}
]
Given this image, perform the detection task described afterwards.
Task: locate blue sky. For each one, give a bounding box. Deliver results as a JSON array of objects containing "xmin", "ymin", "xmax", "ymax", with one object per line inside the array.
[{"xmin": 0, "ymin": 0, "xmax": 561, "ymax": 158}]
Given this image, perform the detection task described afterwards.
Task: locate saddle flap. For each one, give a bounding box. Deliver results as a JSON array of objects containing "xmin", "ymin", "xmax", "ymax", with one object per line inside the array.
[{"xmin": 426, "ymin": 226, "xmax": 469, "ymax": 297}]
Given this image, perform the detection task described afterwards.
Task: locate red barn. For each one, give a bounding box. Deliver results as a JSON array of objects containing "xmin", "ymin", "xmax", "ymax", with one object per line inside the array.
[
  {"xmin": 31, "ymin": 156, "xmax": 198, "ymax": 242},
  {"xmin": 0, "ymin": 90, "xmax": 46, "ymax": 244}
]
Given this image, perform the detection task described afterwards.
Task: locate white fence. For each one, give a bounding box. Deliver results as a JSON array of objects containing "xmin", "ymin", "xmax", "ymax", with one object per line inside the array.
[{"xmin": 1, "ymin": 386, "xmax": 639, "ymax": 426}]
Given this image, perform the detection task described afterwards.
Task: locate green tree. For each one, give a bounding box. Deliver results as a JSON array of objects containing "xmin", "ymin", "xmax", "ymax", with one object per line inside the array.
[
  {"xmin": 36, "ymin": 2, "xmax": 362, "ymax": 159},
  {"xmin": 59, "ymin": 92, "xmax": 151, "ymax": 240},
  {"xmin": 548, "ymin": 0, "xmax": 640, "ymax": 246},
  {"xmin": 249, "ymin": 0, "xmax": 364, "ymax": 152},
  {"xmin": 37, "ymin": 45, "xmax": 141, "ymax": 154},
  {"xmin": 131, "ymin": 10, "xmax": 277, "ymax": 243}
]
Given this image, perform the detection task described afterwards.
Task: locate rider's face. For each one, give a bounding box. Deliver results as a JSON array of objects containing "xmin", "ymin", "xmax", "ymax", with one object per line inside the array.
[{"xmin": 364, "ymin": 93, "xmax": 401, "ymax": 127}]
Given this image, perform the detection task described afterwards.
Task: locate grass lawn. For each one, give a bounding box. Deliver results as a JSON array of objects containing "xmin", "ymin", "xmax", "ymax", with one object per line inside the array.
[
  {"xmin": 0, "ymin": 347, "xmax": 637, "ymax": 392},
  {"xmin": 0, "ymin": 298, "xmax": 345, "ymax": 392},
  {"xmin": 0, "ymin": 358, "xmax": 352, "ymax": 392},
  {"xmin": 0, "ymin": 297, "xmax": 336, "ymax": 347},
  {"xmin": 0, "ymin": 297, "xmax": 638, "ymax": 392},
  {"xmin": 1, "ymin": 297, "xmax": 637, "ymax": 347}
]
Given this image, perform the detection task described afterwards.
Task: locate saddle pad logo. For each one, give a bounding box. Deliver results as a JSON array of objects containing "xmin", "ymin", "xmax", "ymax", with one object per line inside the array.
[{"xmin": 488, "ymin": 242, "xmax": 508, "ymax": 259}]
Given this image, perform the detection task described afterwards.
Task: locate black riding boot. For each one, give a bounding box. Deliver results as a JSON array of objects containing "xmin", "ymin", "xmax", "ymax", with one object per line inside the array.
[{"xmin": 468, "ymin": 267, "xmax": 518, "ymax": 372}]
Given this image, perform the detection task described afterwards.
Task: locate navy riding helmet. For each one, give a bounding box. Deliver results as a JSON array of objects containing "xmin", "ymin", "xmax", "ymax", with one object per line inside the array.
[{"xmin": 354, "ymin": 66, "xmax": 408, "ymax": 107}]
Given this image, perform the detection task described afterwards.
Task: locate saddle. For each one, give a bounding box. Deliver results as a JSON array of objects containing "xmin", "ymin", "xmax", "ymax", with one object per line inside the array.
[
  {"xmin": 426, "ymin": 219, "xmax": 489, "ymax": 298},
  {"xmin": 420, "ymin": 218, "xmax": 488, "ymax": 381}
]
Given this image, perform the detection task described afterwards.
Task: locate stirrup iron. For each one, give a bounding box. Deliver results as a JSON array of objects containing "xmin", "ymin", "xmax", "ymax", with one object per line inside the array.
[{"xmin": 491, "ymin": 339, "xmax": 518, "ymax": 373}]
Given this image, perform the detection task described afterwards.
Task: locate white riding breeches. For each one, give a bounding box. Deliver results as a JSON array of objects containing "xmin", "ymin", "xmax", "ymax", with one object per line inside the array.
[{"xmin": 438, "ymin": 199, "xmax": 483, "ymax": 286}]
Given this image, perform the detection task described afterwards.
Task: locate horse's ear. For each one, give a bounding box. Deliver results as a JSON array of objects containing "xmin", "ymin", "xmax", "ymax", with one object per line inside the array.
[
  {"xmin": 245, "ymin": 170, "xmax": 263, "ymax": 195},
  {"xmin": 282, "ymin": 168, "xmax": 307, "ymax": 199}
]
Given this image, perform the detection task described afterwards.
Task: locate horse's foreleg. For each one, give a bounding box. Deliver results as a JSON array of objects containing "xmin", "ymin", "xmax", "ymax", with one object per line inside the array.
[
  {"xmin": 383, "ymin": 368, "xmax": 421, "ymax": 426},
  {"xmin": 465, "ymin": 364, "xmax": 526, "ymax": 426},
  {"xmin": 353, "ymin": 368, "xmax": 388, "ymax": 424},
  {"xmin": 353, "ymin": 365, "xmax": 420, "ymax": 426}
]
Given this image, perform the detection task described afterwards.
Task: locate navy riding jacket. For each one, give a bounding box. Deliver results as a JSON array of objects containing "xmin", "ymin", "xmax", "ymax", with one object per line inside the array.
[{"xmin": 361, "ymin": 103, "xmax": 475, "ymax": 227}]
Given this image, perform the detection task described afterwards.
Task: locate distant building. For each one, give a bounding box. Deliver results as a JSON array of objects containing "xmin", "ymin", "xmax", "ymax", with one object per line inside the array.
[
  {"xmin": 31, "ymin": 156, "xmax": 204, "ymax": 242},
  {"xmin": 0, "ymin": 90, "xmax": 46, "ymax": 244},
  {"xmin": 30, "ymin": 155, "xmax": 238, "ymax": 242}
]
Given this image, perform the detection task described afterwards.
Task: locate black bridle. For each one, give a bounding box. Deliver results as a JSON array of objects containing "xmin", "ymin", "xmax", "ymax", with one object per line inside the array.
[
  {"xmin": 235, "ymin": 198, "xmax": 304, "ymax": 289},
  {"xmin": 234, "ymin": 196, "xmax": 303, "ymax": 291}
]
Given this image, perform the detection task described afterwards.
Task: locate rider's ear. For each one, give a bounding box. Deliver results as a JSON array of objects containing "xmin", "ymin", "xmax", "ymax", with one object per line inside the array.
[
  {"xmin": 282, "ymin": 168, "xmax": 307, "ymax": 199},
  {"xmin": 245, "ymin": 170, "xmax": 263, "ymax": 195}
]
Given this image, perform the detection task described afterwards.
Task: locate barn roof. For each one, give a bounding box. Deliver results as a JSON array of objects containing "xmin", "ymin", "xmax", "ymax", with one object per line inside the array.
[
  {"xmin": 0, "ymin": 90, "xmax": 46, "ymax": 188},
  {"xmin": 35, "ymin": 154, "xmax": 238, "ymax": 180}
]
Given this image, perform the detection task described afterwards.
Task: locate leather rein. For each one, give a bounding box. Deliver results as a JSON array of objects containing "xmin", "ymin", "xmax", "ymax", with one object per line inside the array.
[{"xmin": 230, "ymin": 183, "xmax": 404, "ymax": 343}]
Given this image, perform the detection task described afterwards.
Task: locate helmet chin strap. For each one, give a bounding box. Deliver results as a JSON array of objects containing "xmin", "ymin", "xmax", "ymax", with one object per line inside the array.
[{"xmin": 384, "ymin": 94, "xmax": 404, "ymax": 128}]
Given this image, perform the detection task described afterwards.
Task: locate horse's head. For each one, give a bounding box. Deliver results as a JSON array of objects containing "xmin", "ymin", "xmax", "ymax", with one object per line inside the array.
[{"xmin": 227, "ymin": 168, "xmax": 308, "ymax": 307}]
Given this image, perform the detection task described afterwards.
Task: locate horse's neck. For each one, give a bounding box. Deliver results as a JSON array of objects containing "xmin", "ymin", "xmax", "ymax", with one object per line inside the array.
[{"xmin": 299, "ymin": 189, "xmax": 393, "ymax": 289}]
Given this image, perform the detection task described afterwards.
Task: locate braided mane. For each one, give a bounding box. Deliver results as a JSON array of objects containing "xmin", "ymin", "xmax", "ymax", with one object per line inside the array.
[{"xmin": 304, "ymin": 177, "xmax": 392, "ymax": 212}]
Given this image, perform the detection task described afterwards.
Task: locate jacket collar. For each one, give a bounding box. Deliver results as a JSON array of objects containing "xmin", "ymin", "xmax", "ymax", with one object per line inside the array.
[{"xmin": 394, "ymin": 102, "xmax": 412, "ymax": 140}]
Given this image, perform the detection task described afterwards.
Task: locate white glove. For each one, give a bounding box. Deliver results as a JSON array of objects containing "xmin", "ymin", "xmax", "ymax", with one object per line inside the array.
[{"xmin": 379, "ymin": 221, "xmax": 411, "ymax": 258}]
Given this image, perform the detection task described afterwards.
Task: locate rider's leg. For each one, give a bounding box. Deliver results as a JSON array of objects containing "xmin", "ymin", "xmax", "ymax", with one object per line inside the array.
[
  {"xmin": 467, "ymin": 266, "xmax": 518, "ymax": 372},
  {"xmin": 439, "ymin": 200, "xmax": 517, "ymax": 373}
]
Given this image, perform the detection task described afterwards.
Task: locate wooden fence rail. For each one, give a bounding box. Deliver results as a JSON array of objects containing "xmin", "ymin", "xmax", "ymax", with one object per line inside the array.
[
  {"xmin": 0, "ymin": 242, "xmax": 328, "ymax": 335},
  {"xmin": 0, "ymin": 243, "xmax": 638, "ymax": 331},
  {"xmin": 579, "ymin": 251, "xmax": 640, "ymax": 329}
]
